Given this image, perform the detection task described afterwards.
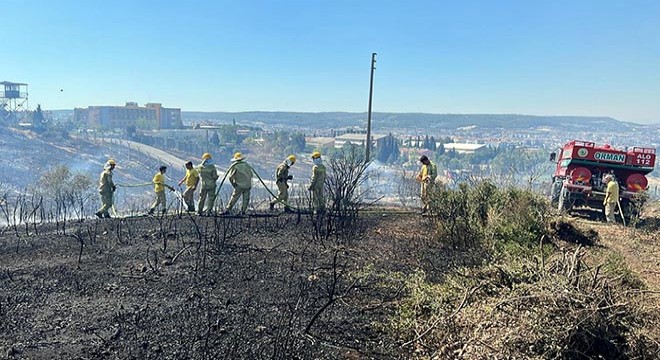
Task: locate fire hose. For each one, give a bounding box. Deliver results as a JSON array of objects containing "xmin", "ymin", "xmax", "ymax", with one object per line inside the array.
[
  {"xmin": 111, "ymin": 180, "xmax": 181, "ymax": 216},
  {"xmin": 107, "ymin": 163, "xmax": 306, "ymax": 216},
  {"xmin": 211, "ymin": 162, "xmax": 303, "ymax": 212},
  {"xmin": 616, "ymin": 199, "xmax": 626, "ymax": 227}
]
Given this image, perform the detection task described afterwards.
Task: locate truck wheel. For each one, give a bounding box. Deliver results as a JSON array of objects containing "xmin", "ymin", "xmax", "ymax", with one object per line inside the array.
[{"xmin": 557, "ymin": 187, "xmax": 571, "ymax": 213}]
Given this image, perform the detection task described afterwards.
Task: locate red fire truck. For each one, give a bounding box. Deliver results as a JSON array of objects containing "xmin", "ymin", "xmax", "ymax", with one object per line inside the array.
[{"xmin": 550, "ymin": 140, "xmax": 656, "ymax": 220}]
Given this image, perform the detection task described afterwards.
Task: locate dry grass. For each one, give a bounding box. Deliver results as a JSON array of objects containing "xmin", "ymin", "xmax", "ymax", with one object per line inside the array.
[{"xmin": 388, "ymin": 186, "xmax": 660, "ymax": 359}]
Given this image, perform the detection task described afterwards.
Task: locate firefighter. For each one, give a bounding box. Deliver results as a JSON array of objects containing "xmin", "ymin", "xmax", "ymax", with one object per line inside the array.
[
  {"xmin": 416, "ymin": 155, "xmax": 438, "ymax": 214},
  {"xmin": 148, "ymin": 166, "xmax": 174, "ymax": 215},
  {"xmin": 197, "ymin": 153, "xmax": 219, "ymax": 216},
  {"xmin": 269, "ymin": 155, "xmax": 296, "ymax": 212},
  {"xmin": 95, "ymin": 159, "xmax": 117, "ymax": 218},
  {"xmin": 224, "ymin": 152, "xmax": 253, "ymax": 215},
  {"xmin": 308, "ymin": 151, "xmax": 326, "ymax": 213},
  {"xmin": 178, "ymin": 161, "xmax": 199, "ymax": 212},
  {"xmin": 603, "ymin": 174, "xmax": 620, "ymax": 223}
]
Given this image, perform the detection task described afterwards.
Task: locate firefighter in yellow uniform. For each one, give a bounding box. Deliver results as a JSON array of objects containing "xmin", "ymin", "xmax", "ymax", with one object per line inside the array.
[
  {"xmin": 269, "ymin": 155, "xmax": 296, "ymax": 212},
  {"xmin": 603, "ymin": 174, "xmax": 620, "ymax": 223},
  {"xmin": 197, "ymin": 153, "xmax": 219, "ymax": 216},
  {"xmin": 308, "ymin": 151, "xmax": 326, "ymax": 213},
  {"xmin": 224, "ymin": 152, "xmax": 254, "ymax": 215},
  {"xmin": 149, "ymin": 166, "xmax": 174, "ymax": 215},
  {"xmin": 178, "ymin": 161, "xmax": 199, "ymax": 212},
  {"xmin": 95, "ymin": 159, "xmax": 116, "ymax": 218},
  {"xmin": 416, "ymin": 155, "xmax": 438, "ymax": 214}
]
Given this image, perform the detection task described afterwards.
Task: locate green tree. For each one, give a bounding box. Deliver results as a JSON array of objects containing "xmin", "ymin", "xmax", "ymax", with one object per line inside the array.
[
  {"xmin": 125, "ymin": 125, "xmax": 137, "ymax": 139},
  {"xmin": 210, "ymin": 131, "xmax": 220, "ymax": 146},
  {"xmin": 288, "ymin": 132, "xmax": 306, "ymax": 152},
  {"xmin": 32, "ymin": 104, "xmax": 46, "ymax": 129},
  {"xmin": 377, "ymin": 133, "xmax": 400, "ymax": 163},
  {"xmin": 437, "ymin": 142, "xmax": 445, "ymax": 155},
  {"xmin": 265, "ymin": 131, "xmax": 306, "ymax": 157},
  {"xmin": 38, "ymin": 165, "xmax": 95, "ymax": 223}
]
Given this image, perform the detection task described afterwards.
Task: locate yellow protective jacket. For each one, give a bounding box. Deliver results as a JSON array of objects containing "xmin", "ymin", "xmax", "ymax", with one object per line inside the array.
[
  {"xmin": 98, "ymin": 169, "xmax": 115, "ymax": 194},
  {"xmin": 605, "ymin": 180, "xmax": 620, "ymax": 204},
  {"xmin": 198, "ymin": 163, "xmax": 219, "ymax": 190},
  {"xmin": 419, "ymin": 161, "xmax": 438, "ymax": 183},
  {"xmin": 184, "ymin": 168, "xmax": 200, "ymax": 188},
  {"xmin": 228, "ymin": 161, "xmax": 253, "ymax": 189},
  {"xmin": 275, "ymin": 162, "xmax": 290, "ymax": 183},
  {"xmin": 310, "ymin": 163, "xmax": 326, "ymax": 190},
  {"xmin": 153, "ymin": 172, "xmax": 166, "ymax": 193}
]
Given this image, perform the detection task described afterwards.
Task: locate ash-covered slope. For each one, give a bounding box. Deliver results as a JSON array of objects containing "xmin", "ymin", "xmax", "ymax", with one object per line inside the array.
[{"xmin": 0, "ymin": 127, "xmax": 186, "ymax": 210}]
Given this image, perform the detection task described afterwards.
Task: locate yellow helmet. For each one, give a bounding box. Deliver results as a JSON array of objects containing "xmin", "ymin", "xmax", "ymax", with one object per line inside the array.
[
  {"xmin": 107, "ymin": 159, "xmax": 117, "ymax": 165},
  {"xmin": 287, "ymin": 155, "xmax": 296, "ymax": 164},
  {"xmin": 311, "ymin": 151, "xmax": 321, "ymax": 159},
  {"xmin": 232, "ymin": 152, "xmax": 244, "ymax": 162},
  {"xmin": 202, "ymin": 153, "xmax": 212, "ymax": 160}
]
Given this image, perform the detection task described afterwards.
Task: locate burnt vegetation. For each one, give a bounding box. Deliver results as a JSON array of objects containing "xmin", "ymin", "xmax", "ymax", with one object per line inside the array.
[{"xmin": 1, "ymin": 175, "xmax": 659, "ymax": 358}]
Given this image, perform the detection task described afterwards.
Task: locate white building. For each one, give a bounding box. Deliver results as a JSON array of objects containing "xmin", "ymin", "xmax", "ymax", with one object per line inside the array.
[
  {"xmin": 443, "ymin": 143, "xmax": 487, "ymax": 154},
  {"xmin": 334, "ymin": 133, "xmax": 387, "ymax": 149},
  {"xmin": 305, "ymin": 137, "xmax": 335, "ymax": 149}
]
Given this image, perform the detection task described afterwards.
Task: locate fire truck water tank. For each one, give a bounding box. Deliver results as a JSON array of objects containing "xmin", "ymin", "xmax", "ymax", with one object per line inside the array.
[
  {"xmin": 570, "ymin": 167, "xmax": 592, "ymax": 184},
  {"xmin": 626, "ymin": 174, "xmax": 648, "ymax": 192}
]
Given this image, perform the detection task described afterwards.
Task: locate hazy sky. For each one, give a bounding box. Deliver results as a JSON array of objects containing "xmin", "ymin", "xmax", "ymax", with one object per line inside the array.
[{"xmin": 3, "ymin": 0, "xmax": 659, "ymax": 123}]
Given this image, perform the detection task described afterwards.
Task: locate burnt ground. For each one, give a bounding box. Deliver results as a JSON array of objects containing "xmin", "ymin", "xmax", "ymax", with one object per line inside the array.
[
  {"xmin": 0, "ymin": 211, "xmax": 438, "ymax": 359},
  {"xmin": 1, "ymin": 209, "xmax": 659, "ymax": 359}
]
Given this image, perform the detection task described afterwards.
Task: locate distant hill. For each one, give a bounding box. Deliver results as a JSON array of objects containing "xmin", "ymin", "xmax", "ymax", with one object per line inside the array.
[
  {"xmin": 181, "ymin": 111, "xmax": 656, "ymax": 131},
  {"xmin": 48, "ymin": 109, "xmax": 657, "ymax": 131}
]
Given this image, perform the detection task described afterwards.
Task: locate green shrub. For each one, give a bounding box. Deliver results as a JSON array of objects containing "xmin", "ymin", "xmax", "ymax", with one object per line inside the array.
[
  {"xmin": 426, "ymin": 181, "xmax": 550, "ymax": 258},
  {"xmin": 389, "ymin": 182, "xmax": 656, "ymax": 358}
]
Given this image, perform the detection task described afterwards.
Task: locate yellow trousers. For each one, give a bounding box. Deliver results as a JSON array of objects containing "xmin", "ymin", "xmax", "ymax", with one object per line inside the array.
[
  {"xmin": 97, "ymin": 191, "xmax": 113, "ymax": 215},
  {"xmin": 420, "ymin": 182, "xmax": 433, "ymax": 211},
  {"xmin": 227, "ymin": 187, "xmax": 251, "ymax": 214},
  {"xmin": 605, "ymin": 202, "xmax": 616, "ymax": 223},
  {"xmin": 198, "ymin": 186, "xmax": 216, "ymax": 214},
  {"xmin": 311, "ymin": 187, "xmax": 325, "ymax": 212},
  {"xmin": 183, "ymin": 186, "xmax": 196, "ymax": 211},
  {"xmin": 270, "ymin": 181, "xmax": 289, "ymax": 207},
  {"xmin": 150, "ymin": 191, "xmax": 166, "ymax": 212}
]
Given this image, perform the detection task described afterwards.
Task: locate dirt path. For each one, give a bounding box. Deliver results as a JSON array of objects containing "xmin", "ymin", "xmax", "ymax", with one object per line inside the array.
[
  {"xmin": 570, "ymin": 201, "xmax": 660, "ymax": 292},
  {"xmin": 99, "ymin": 138, "xmax": 191, "ymax": 170},
  {"xmin": 572, "ymin": 212, "xmax": 660, "ymax": 349},
  {"xmin": 97, "ymin": 138, "xmax": 281, "ymax": 189},
  {"xmin": 594, "ymin": 222, "xmax": 660, "ymax": 290}
]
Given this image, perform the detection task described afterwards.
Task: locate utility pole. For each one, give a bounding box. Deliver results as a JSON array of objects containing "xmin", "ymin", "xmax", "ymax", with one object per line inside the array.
[{"xmin": 365, "ymin": 52, "xmax": 377, "ymax": 163}]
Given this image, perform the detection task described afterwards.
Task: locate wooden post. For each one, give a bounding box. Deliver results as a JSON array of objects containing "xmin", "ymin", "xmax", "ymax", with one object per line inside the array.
[{"xmin": 365, "ymin": 52, "xmax": 377, "ymax": 163}]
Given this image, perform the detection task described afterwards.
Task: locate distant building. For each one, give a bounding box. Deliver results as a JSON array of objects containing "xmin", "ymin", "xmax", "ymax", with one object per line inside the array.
[
  {"xmin": 331, "ymin": 127, "xmax": 365, "ymax": 137},
  {"xmin": 334, "ymin": 133, "xmax": 387, "ymax": 149},
  {"xmin": 74, "ymin": 102, "xmax": 181, "ymax": 129},
  {"xmin": 1, "ymin": 81, "xmax": 29, "ymax": 123},
  {"xmin": 144, "ymin": 103, "xmax": 182, "ymax": 129},
  {"xmin": 443, "ymin": 143, "xmax": 487, "ymax": 154},
  {"xmin": 305, "ymin": 137, "xmax": 335, "ymax": 150}
]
